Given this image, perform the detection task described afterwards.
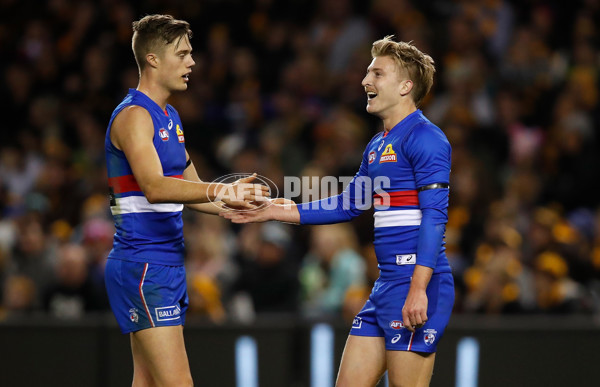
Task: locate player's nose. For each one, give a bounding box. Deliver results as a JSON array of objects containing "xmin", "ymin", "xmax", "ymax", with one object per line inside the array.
[{"xmin": 361, "ymin": 75, "xmax": 370, "ymax": 87}]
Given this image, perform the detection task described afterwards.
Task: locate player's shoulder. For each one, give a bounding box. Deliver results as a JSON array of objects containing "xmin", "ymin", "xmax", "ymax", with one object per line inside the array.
[
  {"xmin": 407, "ymin": 116, "xmax": 450, "ymax": 147},
  {"xmin": 111, "ymin": 105, "xmax": 154, "ymax": 139},
  {"xmin": 114, "ymin": 105, "xmax": 152, "ymax": 125}
]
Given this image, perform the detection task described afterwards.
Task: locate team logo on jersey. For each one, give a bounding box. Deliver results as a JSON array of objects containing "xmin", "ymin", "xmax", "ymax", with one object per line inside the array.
[
  {"xmin": 368, "ymin": 151, "xmax": 376, "ymax": 164},
  {"xmin": 424, "ymin": 329, "xmax": 437, "ymax": 346},
  {"xmin": 352, "ymin": 317, "xmax": 362, "ymax": 329},
  {"xmin": 155, "ymin": 305, "xmax": 181, "ymax": 321},
  {"xmin": 391, "ymin": 334, "xmax": 402, "ymax": 344},
  {"xmin": 168, "ymin": 119, "xmax": 173, "ymax": 130},
  {"xmin": 176, "ymin": 124, "xmax": 185, "ymax": 143},
  {"xmin": 159, "ymin": 128, "xmax": 169, "ymax": 141},
  {"xmin": 129, "ymin": 308, "xmax": 139, "ymax": 323},
  {"xmin": 378, "ymin": 140, "xmax": 385, "ymax": 151},
  {"xmin": 379, "ymin": 144, "xmax": 397, "ymax": 163},
  {"xmin": 389, "ymin": 320, "xmax": 404, "ymax": 329}
]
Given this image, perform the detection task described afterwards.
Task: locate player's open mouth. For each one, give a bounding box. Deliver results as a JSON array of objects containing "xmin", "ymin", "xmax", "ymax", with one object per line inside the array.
[
  {"xmin": 367, "ymin": 92, "xmax": 377, "ymax": 100},
  {"xmin": 182, "ymin": 74, "xmax": 190, "ymax": 81}
]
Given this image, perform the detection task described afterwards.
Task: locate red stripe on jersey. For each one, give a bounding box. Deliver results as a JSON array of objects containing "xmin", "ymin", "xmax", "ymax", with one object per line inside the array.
[
  {"xmin": 109, "ymin": 174, "xmax": 183, "ymax": 194},
  {"xmin": 109, "ymin": 174, "xmax": 141, "ymax": 194},
  {"xmin": 374, "ymin": 190, "xmax": 419, "ymax": 207}
]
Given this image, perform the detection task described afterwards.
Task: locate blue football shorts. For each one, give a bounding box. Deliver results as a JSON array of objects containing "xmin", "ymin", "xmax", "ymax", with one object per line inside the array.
[
  {"xmin": 105, "ymin": 258, "xmax": 189, "ymax": 334},
  {"xmin": 350, "ymin": 272, "xmax": 454, "ymax": 352}
]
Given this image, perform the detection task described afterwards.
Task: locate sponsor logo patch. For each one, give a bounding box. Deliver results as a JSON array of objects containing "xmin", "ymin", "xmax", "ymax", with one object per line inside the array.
[
  {"xmin": 176, "ymin": 124, "xmax": 185, "ymax": 143},
  {"xmin": 368, "ymin": 151, "xmax": 376, "ymax": 164},
  {"xmin": 378, "ymin": 140, "xmax": 385, "ymax": 151},
  {"xmin": 389, "ymin": 320, "xmax": 404, "ymax": 329},
  {"xmin": 424, "ymin": 329, "xmax": 437, "ymax": 346},
  {"xmin": 391, "ymin": 334, "xmax": 402, "ymax": 344},
  {"xmin": 129, "ymin": 308, "xmax": 139, "ymax": 323},
  {"xmin": 396, "ymin": 254, "xmax": 416, "ymax": 265},
  {"xmin": 155, "ymin": 305, "xmax": 181, "ymax": 321},
  {"xmin": 168, "ymin": 119, "xmax": 173, "ymax": 130},
  {"xmin": 159, "ymin": 128, "xmax": 169, "ymax": 141},
  {"xmin": 379, "ymin": 144, "xmax": 397, "ymax": 163},
  {"xmin": 352, "ymin": 317, "xmax": 362, "ymax": 329}
]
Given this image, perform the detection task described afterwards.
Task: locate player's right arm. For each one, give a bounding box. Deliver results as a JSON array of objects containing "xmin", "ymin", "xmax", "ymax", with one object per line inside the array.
[
  {"xmin": 222, "ymin": 137, "xmax": 375, "ymax": 224},
  {"xmin": 220, "ymin": 199, "xmax": 301, "ymax": 223},
  {"xmin": 110, "ymin": 106, "xmax": 268, "ymax": 208}
]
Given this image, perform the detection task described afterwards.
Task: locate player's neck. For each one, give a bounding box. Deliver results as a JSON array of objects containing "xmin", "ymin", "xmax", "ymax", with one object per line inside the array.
[
  {"xmin": 382, "ymin": 103, "xmax": 417, "ymax": 133},
  {"xmin": 136, "ymin": 78, "xmax": 171, "ymax": 110}
]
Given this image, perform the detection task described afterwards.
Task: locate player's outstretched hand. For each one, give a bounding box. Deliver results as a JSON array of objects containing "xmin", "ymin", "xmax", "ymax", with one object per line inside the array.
[
  {"xmin": 217, "ymin": 173, "xmax": 270, "ymax": 209},
  {"xmin": 219, "ymin": 198, "xmax": 294, "ymax": 223},
  {"xmin": 220, "ymin": 205, "xmax": 272, "ymax": 223}
]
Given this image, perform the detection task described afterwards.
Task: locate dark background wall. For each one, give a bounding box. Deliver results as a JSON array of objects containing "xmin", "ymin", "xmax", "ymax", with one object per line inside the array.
[{"xmin": 1, "ymin": 315, "xmax": 598, "ymax": 387}]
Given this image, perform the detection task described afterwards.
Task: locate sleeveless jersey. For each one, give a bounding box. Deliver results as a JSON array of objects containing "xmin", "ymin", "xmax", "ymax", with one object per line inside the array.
[{"xmin": 105, "ymin": 89, "xmax": 187, "ymax": 266}]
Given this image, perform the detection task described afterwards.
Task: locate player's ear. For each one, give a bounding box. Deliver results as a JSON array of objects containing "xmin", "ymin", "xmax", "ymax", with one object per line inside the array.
[
  {"xmin": 399, "ymin": 79, "xmax": 413, "ymax": 97},
  {"xmin": 146, "ymin": 53, "xmax": 159, "ymax": 69}
]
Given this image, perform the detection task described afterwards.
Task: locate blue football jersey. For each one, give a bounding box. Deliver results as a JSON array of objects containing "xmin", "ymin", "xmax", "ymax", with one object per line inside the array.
[
  {"xmin": 105, "ymin": 89, "xmax": 187, "ymax": 266},
  {"xmin": 298, "ymin": 110, "xmax": 452, "ymax": 280}
]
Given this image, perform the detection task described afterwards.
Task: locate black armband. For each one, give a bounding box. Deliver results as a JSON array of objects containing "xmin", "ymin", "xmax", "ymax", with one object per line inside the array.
[
  {"xmin": 185, "ymin": 158, "xmax": 192, "ymax": 169},
  {"xmin": 417, "ymin": 183, "xmax": 449, "ymax": 192}
]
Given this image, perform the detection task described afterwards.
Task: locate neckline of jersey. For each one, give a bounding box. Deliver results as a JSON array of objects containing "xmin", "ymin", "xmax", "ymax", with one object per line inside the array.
[{"xmin": 129, "ymin": 88, "xmax": 169, "ymax": 116}]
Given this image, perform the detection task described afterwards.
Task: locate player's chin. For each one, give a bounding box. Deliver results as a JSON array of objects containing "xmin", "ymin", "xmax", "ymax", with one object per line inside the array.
[
  {"xmin": 174, "ymin": 81, "xmax": 188, "ymax": 91},
  {"xmin": 366, "ymin": 103, "xmax": 382, "ymax": 116}
]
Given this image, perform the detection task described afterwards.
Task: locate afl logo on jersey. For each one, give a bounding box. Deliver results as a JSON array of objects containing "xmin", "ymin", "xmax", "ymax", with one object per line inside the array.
[
  {"xmin": 389, "ymin": 320, "xmax": 404, "ymax": 329},
  {"xmin": 368, "ymin": 151, "xmax": 376, "ymax": 164},
  {"xmin": 159, "ymin": 129, "xmax": 169, "ymax": 141},
  {"xmin": 379, "ymin": 144, "xmax": 397, "ymax": 163}
]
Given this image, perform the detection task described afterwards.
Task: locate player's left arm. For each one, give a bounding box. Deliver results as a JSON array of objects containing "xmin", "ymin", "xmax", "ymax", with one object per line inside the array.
[
  {"xmin": 181, "ymin": 150, "xmax": 222, "ymax": 214},
  {"xmin": 402, "ymin": 123, "xmax": 452, "ymax": 332},
  {"xmin": 182, "ymin": 151, "xmax": 265, "ymax": 215}
]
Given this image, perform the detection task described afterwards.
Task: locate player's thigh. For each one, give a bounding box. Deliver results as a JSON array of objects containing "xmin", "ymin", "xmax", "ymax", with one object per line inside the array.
[
  {"xmin": 336, "ymin": 335, "xmax": 387, "ymax": 387},
  {"xmin": 386, "ymin": 350, "xmax": 435, "ymax": 387},
  {"xmin": 131, "ymin": 333, "xmax": 158, "ymax": 387},
  {"xmin": 131, "ymin": 326, "xmax": 193, "ymax": 387}
]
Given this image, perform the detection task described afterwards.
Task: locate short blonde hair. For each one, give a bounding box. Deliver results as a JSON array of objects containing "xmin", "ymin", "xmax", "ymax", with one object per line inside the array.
[{"xmin": 371, "ymin": 36, "xmax": 435, "ymax": 107}]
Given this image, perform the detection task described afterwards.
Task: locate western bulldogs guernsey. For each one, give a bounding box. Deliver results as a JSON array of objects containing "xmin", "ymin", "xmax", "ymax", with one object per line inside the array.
[
  {"xmin": 105, "ymin": 89, "xmax": 187, "ymax": 266},
  {"xmin": 298, "ymin": 110, "xmax": 452, "ymax": 280}
]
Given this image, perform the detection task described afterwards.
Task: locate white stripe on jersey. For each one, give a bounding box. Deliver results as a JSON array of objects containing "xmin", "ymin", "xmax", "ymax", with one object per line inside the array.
[
  {"xmin": 111, "ymin": 196, "xmax": 184, "ymax": 215},
  {"xmin": 373, "ymin": 209, "xmax": 422, "ymax": 228}
]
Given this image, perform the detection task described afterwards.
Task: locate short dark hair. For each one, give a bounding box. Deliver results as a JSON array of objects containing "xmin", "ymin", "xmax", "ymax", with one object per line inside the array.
[{"xmin": 132, "ymin": 14, "xmax": 192, "ymax": 71}]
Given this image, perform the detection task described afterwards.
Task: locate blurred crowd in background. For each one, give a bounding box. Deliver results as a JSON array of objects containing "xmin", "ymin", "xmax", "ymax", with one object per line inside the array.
[{"xmin": 0, "ymin": 0, "xmax": 599, "ymax": 324}]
